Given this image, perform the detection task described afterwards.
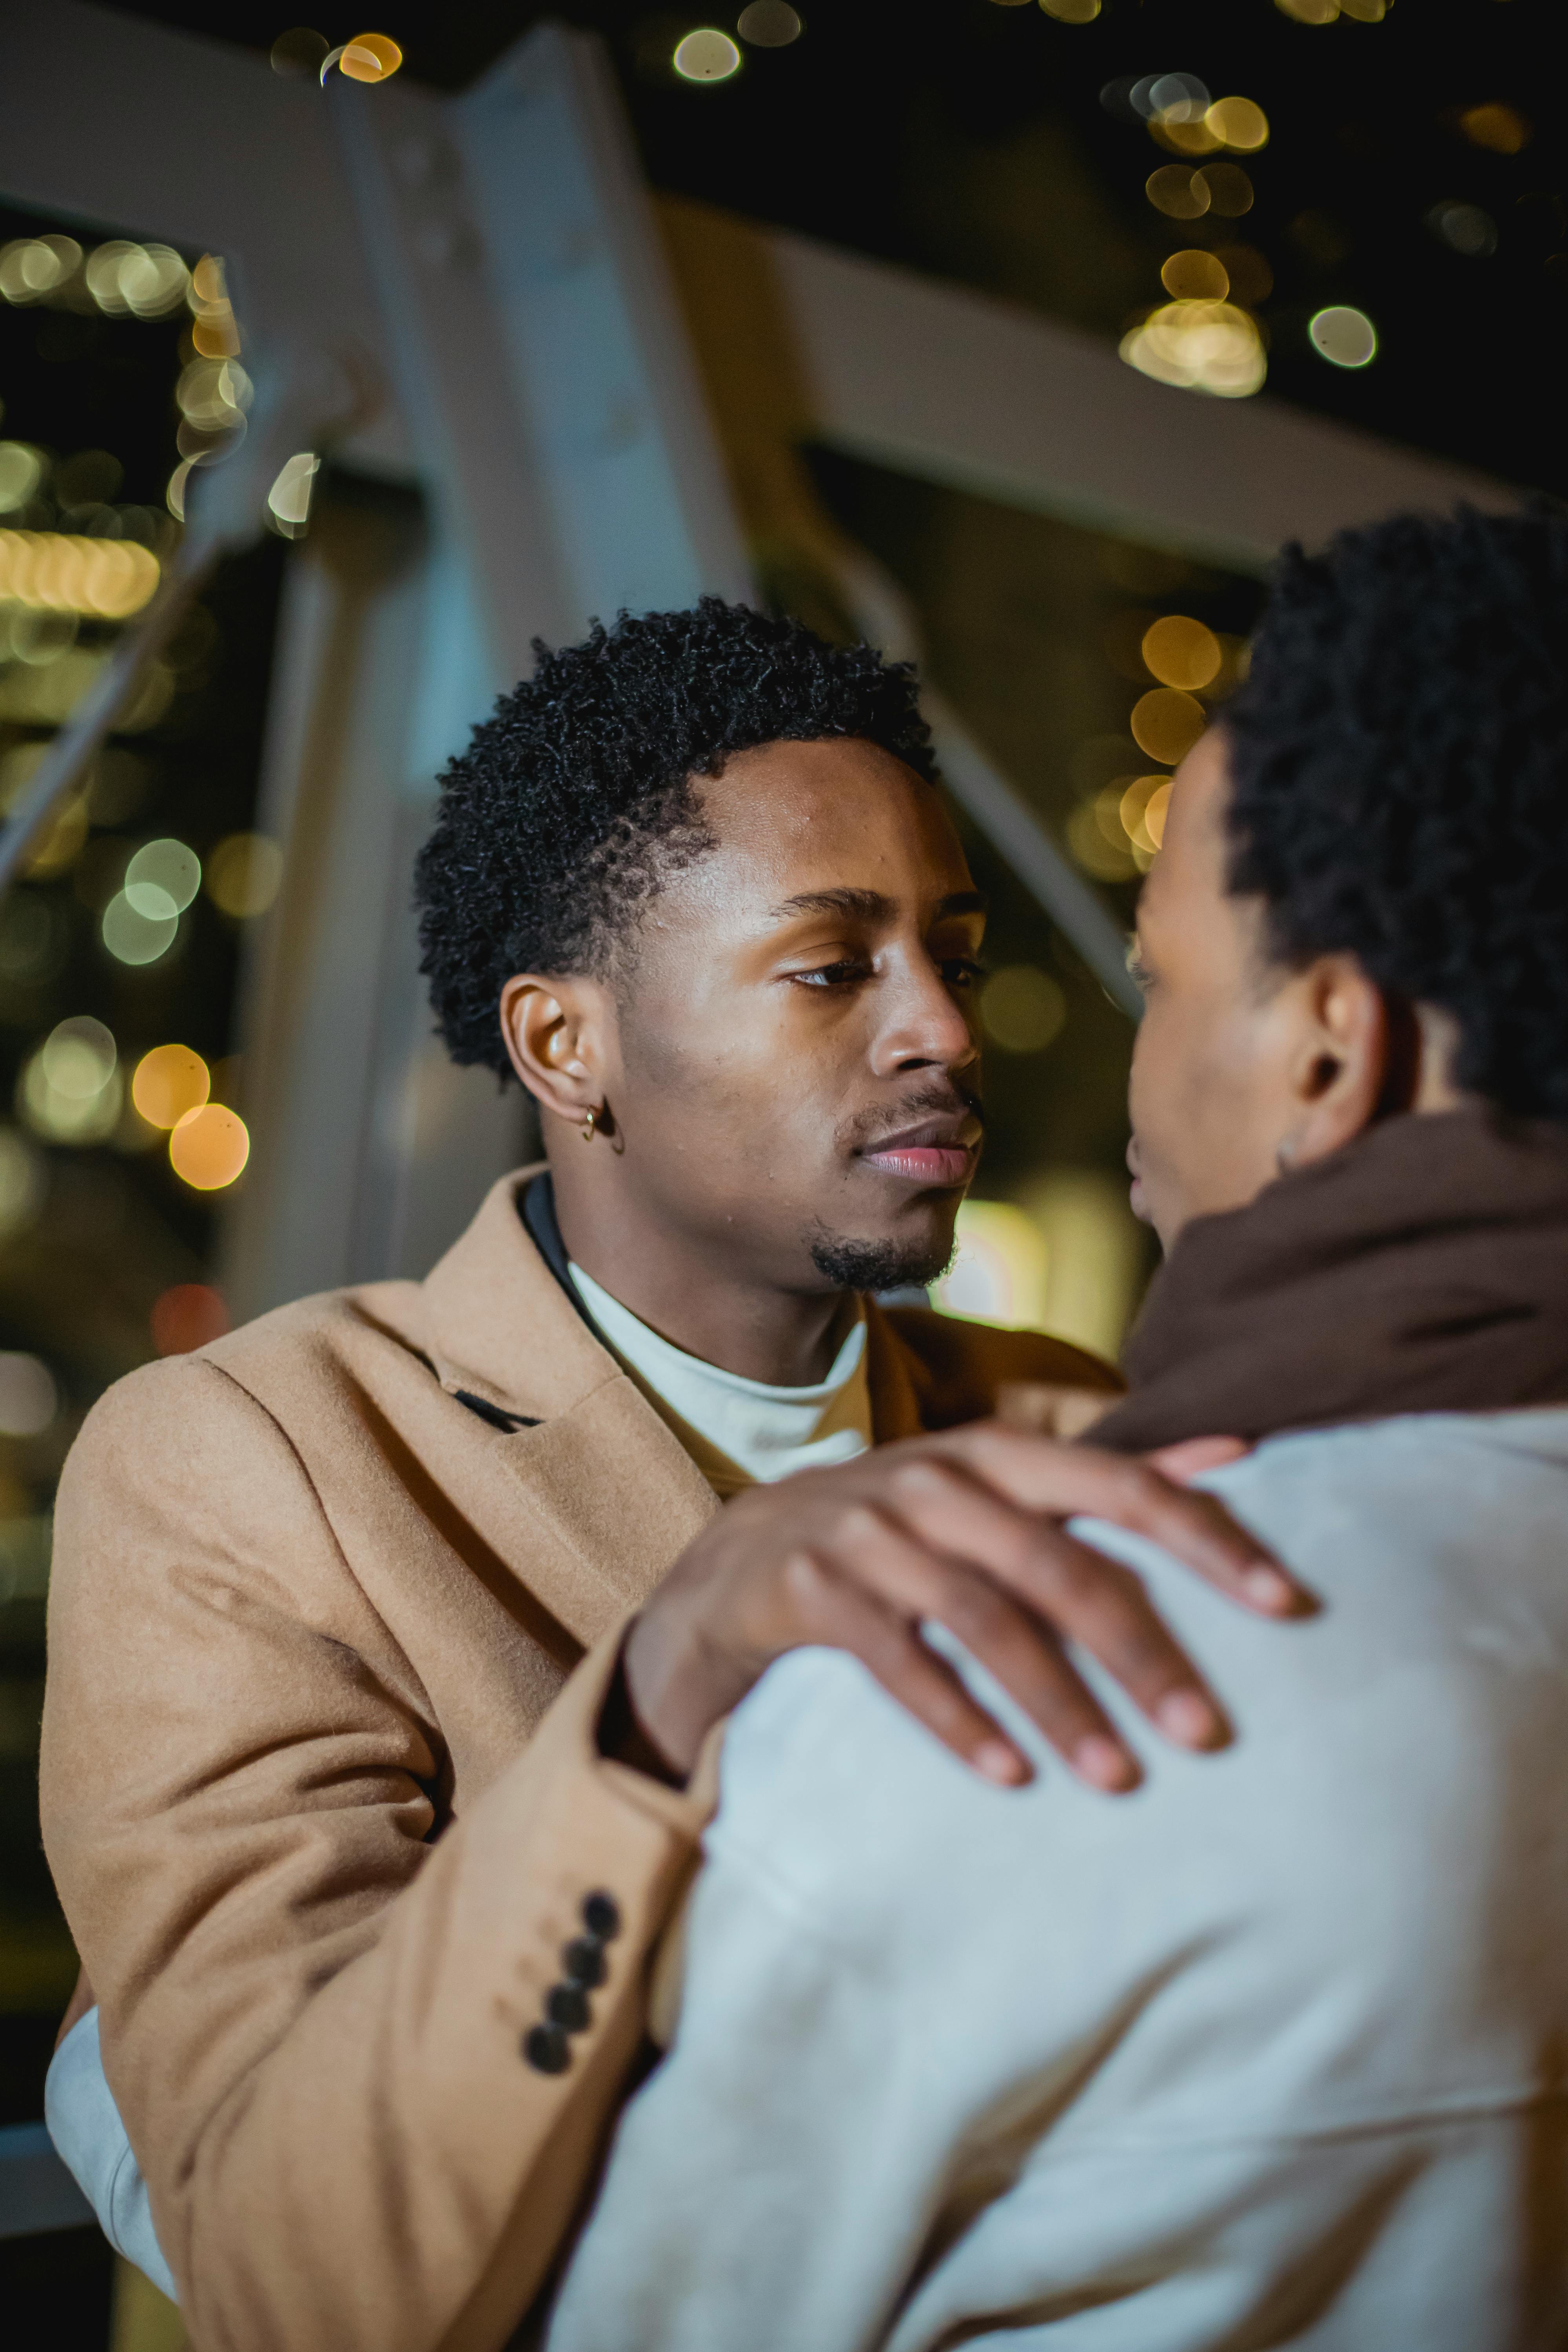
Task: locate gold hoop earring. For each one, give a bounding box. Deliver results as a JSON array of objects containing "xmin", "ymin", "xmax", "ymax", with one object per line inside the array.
[{"xmin": 581, "ymin": 1107, "xmax": 599, "ymax": 1143}]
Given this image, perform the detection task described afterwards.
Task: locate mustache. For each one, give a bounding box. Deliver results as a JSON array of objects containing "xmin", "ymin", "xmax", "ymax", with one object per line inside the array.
[{"xmin": 840, "ymin": 1081, "xmax": 985, "ymax": 1155}]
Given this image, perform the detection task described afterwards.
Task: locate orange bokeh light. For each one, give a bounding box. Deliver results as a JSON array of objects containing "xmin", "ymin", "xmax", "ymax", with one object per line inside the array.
[{"xmin": 169, "ymin": 1103, "xmax": 250, "ymax": 1190}]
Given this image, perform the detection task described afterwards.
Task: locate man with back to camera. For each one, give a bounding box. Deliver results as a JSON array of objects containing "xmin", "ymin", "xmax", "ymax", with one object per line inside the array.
[
  {"xmin": 545, "ymin": 508, "xmax": 1568, "ymax": 2352},
  {"xmin": 38, "ymin": 599, "xmax": 1301, "ymax": 2348}
]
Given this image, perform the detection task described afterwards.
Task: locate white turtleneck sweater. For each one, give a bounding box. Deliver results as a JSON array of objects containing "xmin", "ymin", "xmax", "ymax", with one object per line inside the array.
[{"xmin": 567, "ymin": 1263, "xmax": 872, "ymax": 1497}]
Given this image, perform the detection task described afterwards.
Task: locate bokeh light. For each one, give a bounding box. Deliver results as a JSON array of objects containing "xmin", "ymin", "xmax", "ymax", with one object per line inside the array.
[
  {"xmin": 132, "ymin": 1044, "xmax": 210, "ymax": 1131},
  {"xmin": 1131, "ymin": 687, "xmax": 1206, "ymax": 765},
  {"xmin": 20, "ymin": 1017, "xmax": 123, "ymax": 1143},
  {"xmin": 267, "ymin": 452, "xmax": 320, "ymax": 538},
  {"xmin": 170, "ymin": 1103, "xmax": 249, "ymax": 1191},
  {"xmin": 150, "ymin": 1283, "xmax": 229, "ymax": 1356},
  {"xmin": 0, "ymin": 1353, "xmax": 56, "ymax": 1439},
  {"xmin": 981, "ymin": 966, "xmax": 1067, "ymax": 1055},
  {"xmin": 1120, "ymin": 774, "xmax": 1172, "ymax": 856},
  {"xmin": 737, "ymin": 1, "xmax": 802, "ymax": 41},
  {"xmin": 1161, "ymin": 249, "xmax": 1229, "ymax": 301},
  {"xmin": 1428, "ymin": 201, "xmax": 1498, "ymax": 257},
  {"xmin": 0, "ymin": 528, "xmax": 160, "ymax": 619},
  {"xmin": 205, "ymin": 833, "xmax": 284, "ymax": 919},
  {"xmin": 1309, "ymin": 304, "xmax": 1377, "ymax": 367},
  {"xmin": 102, "ymin": 891, "xmax": 178, "ymax": 967},
  {"xmin": 1199, "ymin": 162, "xmax": 1254, "ymax": 217},
  {"xmin": 1460, "ymin": 102, "xmax": 1530, "ymax": 155},
  {"xmin": 0, "ymin": 236, "xmax": 83, "ymax": 307},
  {"xmin": 271, "ymin": 26, "xmax": 330, "ymax": 74},
  {"xmin": 1040, "ymin": 0, "xmax": 1100, "ymax": 18},
  {"xmin": 328, "ymin": 33, "xmax": 403, "ymax": 83},
  {"xmin": 1205, "ymin": 97, "xmax": 1269, "ymax": 152},
  {"xmin": 0, "ymin": 442, "xmax": 44, "ymax": 509},
  {"xmin": 1146, "ymin": 165, "xmax": 1210, "ymax": 221},
  {"xmin": 933, "ymin": 1200, "xmax": 1051, "ymax": 1331},
  {"xmin": 1120, "ymin": 300, "xmax": 1266, "ymax": 397},
  {"xmin": 125, "ymin": 838, "xmax": 200, "ymax": 919},
  {"xmin": 1141, "ymin": 615, "xmax": 1221, "ymax": 690},
  {"xmin": 674, "ymin": 29, "xmax": 742, "ymax": 80}
]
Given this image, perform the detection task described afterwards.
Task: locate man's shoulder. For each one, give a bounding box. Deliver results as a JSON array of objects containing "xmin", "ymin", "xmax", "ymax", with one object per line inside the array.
[
  {"xmin": 881, "ymin": 1305, "xmax": 1123, "ymax": 1432},
  {"xmin": 69, "ymin": 1279, "xmax": 431, "ymax": 1466}
]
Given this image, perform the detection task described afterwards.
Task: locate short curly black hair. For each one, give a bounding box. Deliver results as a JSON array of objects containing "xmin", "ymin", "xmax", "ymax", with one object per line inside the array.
[
  {"xmin": 1223, "ymin": 505, "xmax": 1568, "ymax": 1120},
  {"xmin": 414, "ymin": 597, "xmax": 936, "ymax": 1076}
]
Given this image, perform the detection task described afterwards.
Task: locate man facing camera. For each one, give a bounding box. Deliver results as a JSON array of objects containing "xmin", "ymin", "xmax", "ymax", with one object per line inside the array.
[
  {"xmin": 546, "ymin": 509, "xmax": 1568, "ymax": 2352},
  {"xmin": 40, "ymin": 601, "xmax": 1292, "ymax": 2350}
]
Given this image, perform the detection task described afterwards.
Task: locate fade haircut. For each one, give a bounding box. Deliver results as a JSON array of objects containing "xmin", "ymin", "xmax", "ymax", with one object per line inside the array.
[
  {"xmin": 414, "ymin": 597, "xmax": 936, "ymax": 1079},
  {"xmin": 1223, "ymin": 506, "xmax": 1568, "ymax": 1122}
]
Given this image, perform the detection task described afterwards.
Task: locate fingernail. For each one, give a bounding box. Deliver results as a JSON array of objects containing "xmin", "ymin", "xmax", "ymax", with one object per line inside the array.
[
  {"xmin": 1243, "ymin": 1565, "xmax": 1296, "ymax": 1611},
  {"xmin": 1157, "ymin": 1689, "xmax": 1222, "ymax": 1748},
  {"xmin": 1072, "ymin": 1734, "xmax": 1138, "ymax": 1791},
  {"xmin": 974, "ymin": 1739, "xmax": 1028, "ymax": 1786}
]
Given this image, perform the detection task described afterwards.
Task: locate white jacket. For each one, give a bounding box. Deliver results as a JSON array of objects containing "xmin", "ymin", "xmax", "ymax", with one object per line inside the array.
[{"xmin": 548, "ymin": 1411, "xmax": 1568, "ymax": 2351}]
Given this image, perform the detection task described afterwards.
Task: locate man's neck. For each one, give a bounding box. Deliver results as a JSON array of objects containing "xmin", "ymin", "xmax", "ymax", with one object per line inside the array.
[{"xmin": 548, "ymin": 1161, "xmax": 849, "ymax": 1387}]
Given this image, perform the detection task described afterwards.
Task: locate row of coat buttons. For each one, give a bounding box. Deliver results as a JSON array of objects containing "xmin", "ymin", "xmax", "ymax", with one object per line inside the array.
[{"xmin": 523, "ymin": 1891, "xmax": 621, "ymax": 2074}]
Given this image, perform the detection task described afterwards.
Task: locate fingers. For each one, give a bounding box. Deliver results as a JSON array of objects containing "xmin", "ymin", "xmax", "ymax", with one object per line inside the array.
[
  {"xmin": 866, "ymin": 1459, "xmax": 1225, "ymax": 1756},
  {"xmin": 794, "ymin": 1512, "xmax": 1141, "ymax": 1792},
  {"xmin": 779, "ymin": 1549, "xmax": 1033, "ymax": 1787},
  {"xmin": 925, "ymin": 1425, "xmax": 1310, "ymax": 1618},
  {"xmin": 1146, "ymin": 1435, "xmax": 1251, "ymax": 1483}
]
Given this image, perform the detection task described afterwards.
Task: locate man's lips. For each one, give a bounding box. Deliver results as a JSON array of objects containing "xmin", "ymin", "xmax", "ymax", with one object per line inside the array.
[{"xmin": 858, "ymin": 1117, "xmax": 980, "ymax": 1189}]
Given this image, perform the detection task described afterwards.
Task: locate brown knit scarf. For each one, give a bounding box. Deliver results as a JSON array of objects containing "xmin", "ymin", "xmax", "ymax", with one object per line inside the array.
[{"xmin": 1092, "ymin": 1108, "xmax": 1568, "ymax": 1454}]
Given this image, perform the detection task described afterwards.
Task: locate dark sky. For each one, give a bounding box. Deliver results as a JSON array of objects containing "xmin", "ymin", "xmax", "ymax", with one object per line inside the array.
[{"xmin": 102, "ymin": 1, "xmax": 1567, "ymax": 494}]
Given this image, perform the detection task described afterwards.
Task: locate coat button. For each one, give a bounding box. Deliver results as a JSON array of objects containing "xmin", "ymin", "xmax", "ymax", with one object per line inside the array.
[
  {"xmin": 562, "ymin": 1934, "xmax": 607, "ymax": 1989},
  {"xmin": 546, "ymin": 1982, "xmax": 591, "ymax": 2033},
  {"xmin": 581, "ymin": 1890, "xmax": 621, "ymax": 1941},
  {"xmin": 523, "ymin": 2023, "xmax": 570, "ymax": 2075}
]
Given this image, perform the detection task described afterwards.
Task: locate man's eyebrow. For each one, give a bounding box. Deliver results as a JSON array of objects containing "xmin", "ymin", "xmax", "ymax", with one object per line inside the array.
[
  {"xmin": 766, "ymin": 887, "xmax": 989, "ymax": 923},
  {"xmin": 767, "ymin": 887, "xmax": 894, "ymax": 923}
]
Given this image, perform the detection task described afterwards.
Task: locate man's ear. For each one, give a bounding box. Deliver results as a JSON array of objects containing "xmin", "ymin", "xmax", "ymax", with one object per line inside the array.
[
  {"xmin": 499, "ymin": 972, "xmax": 613, "ymax": 1127},
  {"xmin": 1279, "ymin": 954, "xmax": 1389, "ymax": 1169}
]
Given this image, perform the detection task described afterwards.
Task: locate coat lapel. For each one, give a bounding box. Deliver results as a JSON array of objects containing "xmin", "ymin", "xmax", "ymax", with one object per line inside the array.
[{"xmin": 417, "ymin": 1169, "xmax": 719, "ymax": 1649}]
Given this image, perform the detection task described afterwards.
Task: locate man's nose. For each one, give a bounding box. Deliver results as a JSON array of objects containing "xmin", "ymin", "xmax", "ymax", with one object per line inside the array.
[{"xmin": 870, "ymin": 961, "xmax": 980, "ymax": 1078}]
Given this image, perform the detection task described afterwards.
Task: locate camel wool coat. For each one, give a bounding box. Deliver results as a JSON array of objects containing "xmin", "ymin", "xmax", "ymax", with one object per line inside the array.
[{"xmin": 39, "ymin": 1168, "xmax": 1114, "ymax": 2352}]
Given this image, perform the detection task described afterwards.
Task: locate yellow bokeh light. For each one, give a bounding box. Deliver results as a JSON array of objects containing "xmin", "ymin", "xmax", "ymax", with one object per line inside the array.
[
  {"xmin": 1151, "ymin": 114, "xmax": 1220, "ymax": 156},
  {"xmin": 205, "ymin": 833, "xmax": 284, "ymax": 919},
  {"xmin": 1146, "ymin": 165, "xmax": 1210, "ymax": 221},
  {"xmin": 1040, "ymin": 0, "xmax": 1100, "ymax": 18},
  {"xmin": 933, "ymin": 1200, "xmax": 1051, "ymax": 1331},
  {"xmin": 1142, "ymin": 613, "xmax": 1222, "ymax": 690},
  {"xmin": 1119, "ymin": 775, "xmax": 1172, "ymax": 855},
  {"xmin": 1198, "ymin": 162, "xmax": 1254, "ymax": 217},
  {"xmin": 1275, "ymin": 0, "xmax": 1340, "ymax": 20},
  {"xmin": 170, "ymin": 1103, "xmax": 249, "ymax": 1191},
  {"xmin": 1205, "ymin": 96, "xmax": 1269, "ymax": 151},
  {"xmin": 673, "ymin": 29, "xmax": 742, "ymax": 80},
  {"xmin": 338, "ymin": 32, "xmax": 403, "ymax": 81},
  {"xmin": 132, "ymin": 1044, "xmax": 210, "ymax": 1131},
  {"xmin": 19, "ymin": 1017, "xmax": 122, "ymax": 1144},
  {"xmin": 1460, "ymin": 102, "xmax": 1531, "ymax": 155},
  {"xmin": 1120, "ymin": 300, "xmax": 1266, "ymax": 398},
  {"xmin": 1067, "ymin": 797, "xmax": 1136, "ymax": 882},
  {"xmin": 1131, "ymin": 687, "xmax": 1206, "ymax": 766},
  {"xmin": 1161, "ymin": 249, "xmax": 1229, "ymax": 301},
  {"xmin": 981, "ymin": 966, "xmax": 1067, "ymax": 1055},
  {"xmin": 0, "ymin": 528, "xmax": 160, "ymax": 619}
]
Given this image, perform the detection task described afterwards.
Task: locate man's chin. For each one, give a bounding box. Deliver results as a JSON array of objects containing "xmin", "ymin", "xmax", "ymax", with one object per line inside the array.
[{"xmin": 804, "ymin": 1218, "xmax": 957, "ymax": 1295}]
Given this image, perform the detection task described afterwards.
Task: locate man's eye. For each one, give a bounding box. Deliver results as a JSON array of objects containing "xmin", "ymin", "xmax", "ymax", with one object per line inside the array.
[
  {"xmin": 942, "ymin": 958, "xmax": 985, "ymax": 989},
  {"xmin": 793, "ymin": 960, "xmax": 868, "ymax": 988}
]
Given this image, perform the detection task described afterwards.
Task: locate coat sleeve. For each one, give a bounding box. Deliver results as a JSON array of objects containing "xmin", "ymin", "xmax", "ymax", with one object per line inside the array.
[{"xmin": 40, "ymin": 1358, "xmax": 713, "ymax": 2352}]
